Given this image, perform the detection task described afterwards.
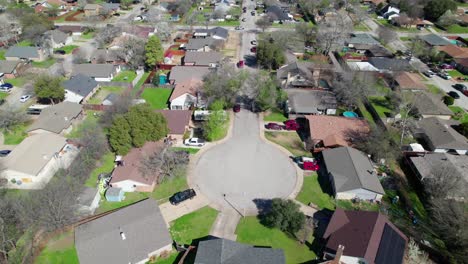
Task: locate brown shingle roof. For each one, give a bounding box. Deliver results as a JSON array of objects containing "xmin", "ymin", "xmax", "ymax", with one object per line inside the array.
[
  {"xmin": 156, "ymin": 110, "xmax": 192, "ymax": 135},
  {"xmin": 110, "ymin": 141, "xmax": 163, "ymax": 186},
  {"xmin": 394, "ymin": 72, "xmax": 427, "ymax": 90},
  {"xmin": 169, "ymin": 78, "xmax": 202, "ymax": 102},
  {"xmin": 437, "ymin": 45, "xmax": 468, "ymax": 59},
  {"xmin": 305, "ymin": 115, "xmax": 369, "ymax": 148}
]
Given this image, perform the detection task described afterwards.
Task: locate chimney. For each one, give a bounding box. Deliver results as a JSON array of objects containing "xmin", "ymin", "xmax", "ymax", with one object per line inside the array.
[{"xmin": 333, "ymin": 245, "xmax": 345, "ymax": 263}]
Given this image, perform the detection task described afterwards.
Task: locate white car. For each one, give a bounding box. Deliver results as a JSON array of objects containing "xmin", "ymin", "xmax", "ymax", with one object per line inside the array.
[
  {"xmin": 20, "ymin": 95, "xmax": 31, "ymax": 103},
  {"xmin": 235, "ymin": 26, "xmax": 245, "ymax": 30},
  {"xmin": 184, "ymin": 138, "xmax": 206, "ymax": 147}
]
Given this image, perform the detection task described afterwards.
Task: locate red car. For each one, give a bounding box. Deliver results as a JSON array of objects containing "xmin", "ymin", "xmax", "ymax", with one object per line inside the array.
[
  {"xmin": 250, "ymin": 47, "xmax": 257, "ymax": 53},
  {"xmin": 440, "ymin": 63, "xmax": 454, "ymax": 69},
  {"xmin": 283, "ymin": 120, "xmax": 299, "ymax": 131},
  {"xmin": 237, "ymin": 60, "xmax": 244, "ymax": 68},
  {"xmin": 265, "ymin": 123, "xmax": 283, "ymax": 130},
  {"xmin": 233, "ymin": 104, "xmax": 241, "ymax": 112}
]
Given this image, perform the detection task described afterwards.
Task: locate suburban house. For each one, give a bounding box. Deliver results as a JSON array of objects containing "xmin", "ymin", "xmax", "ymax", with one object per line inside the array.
[
  {"xmin": 322, "ymin": 209, "xmax": 407, "ymax": 264},
  {"xmin": 5, "ymin": 46, "xmax": 44, "ymax": 62},
  {"xmin": 63, "ymin": 74, "xmax": 100, "ymax": 103},
  {"xmin": 365, "ymin": 45, "xmax": 394, "ymax": 58},
  {"xmin": 169, "ymin": 79, "xmax": 203, "ymax": 110},
  {"xmin": 455, "ymin": 57, "xmax": 468, "ymax": 74},
  {"xmin": 266, "ymin": 5, "xmax": 293, "ymax": 23},
  {"xmin": 0, "ymin": 61, "xmax": 22, "ymax": 79},
  {"xmin": 184, "ymin": 37, "xmax": 222, "ymax": 52},
  {"xmin": 420, "ymin": 34, "xmax": 453, "ymax": 47},
  {"xmin": 346, "ymin": 33, "xmax": 380, "ymax": 48},
  {"xmin": 90, "ymin": 49, "xmax": 122, "ymax": 64},
  {"xmin": 414, "ymin": 117, "xmax": 468, "ymax": 155},
  {"xmin": 110, "ymin": 141, "xmax": 164, "ymax": 192},
  {"xmin": 83, "ymin": 3, "xmax": 101, "ymax": 16},
  {"xmin": 305, "ymin": 115, "xmax": 369, "ymax": 151},
  {"xmin": 437, "ymin": 45, "xmax": 468, "ymax": 60},
  {"xmin": 408, "ymin": 153, "xmax": 467, "ymax": 200},
  {"xmin": 46, "ymin": 29, "xmax": 72, "ymax": 49},
  {"xmin": 183, "ymin": 51, "xmax": 223, "ymax": 67},
  {"xmin": 168, "ymin": 66, "xmax": 211, "ymax": 84},
  {"xmin": 286, "ymin": 89, "xmax": 337, "ymax": 116},
  {"xmin": 75, "ymin": 199, "xmax": 172, "ymax": 264},
  {"xmin": 194, "ymin": 238, "xmax": 286, "ymax": 264},
  {"xmin": 27, "ymin": 102, "xmax": 83, "ymax": 135},
  {"xmin": 157, "ymin": 110, "xmax": 192, "ymax": 142},
  {"xmin": 0, "ymin": 133, "xmax": 77, "ymax": 188},
  {"xmin": 347, "ymin": 61, "xmax": 379, "ymax": 72},
  {"xmin": 368, "ymin": 57, "xmax": 412, "ymax": 72},
  {"xmin": 322, "ymin": 147, "xmax": 385, "ymax": 201},
  {"xmin": 72, "ymin": 64, "xmax": 121, "ymax": 82},
  {"xmin": 193, "ymin": 27, "xmax": 229, "ymax": 40},
  {"xmin": 393, "ymin": 72, "xmax": 427, "ymax": 91},
  {"xmin": 76, "ymin": 187, "xmax": 101, "ymax": 214},
  {"xmin": 277, "ymin": 62, "xmax": 314, "ymax": 89},
  {"xmin": 412, "ymin": 91, "xmax": 453, "ymax": 120}
]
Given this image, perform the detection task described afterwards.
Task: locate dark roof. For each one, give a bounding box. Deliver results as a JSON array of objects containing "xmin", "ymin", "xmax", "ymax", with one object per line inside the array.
[
  {"xmin": 266, "ymin": 5, "xmax": 291, "ymax": 21},
  {"xmin": 184, "ymin": 51, "xmax": 223, "ymax": 66},
  {"xmin": 156, "ymin": 110, "xmax": 192, "ymax": 135},
  {"xmin": 75, "ymin": 199, "xmax": 172, "ymax": 264},
  {"xmin": 63, "ymin": 74, "xmax": 98, "ymax": 97},
  {"xmin": 194, "ymin": 238, "xmax": 286, "ymax": 264},
  {"xmin": 185, "ymin": 37, "xmax": 218, "ymax": 50},
  {"xmin": 72, "ymin": 64, "xmax": 116, "ymax": 78},
  {"xmin": 0, "ymin": 61, "xmax": 20, "ymax": 74},
  {"xmin": 368, "ymin": 57, "xmax": 412, "ymax": 71},
  {"xmin": 209, "ymin": 26, "xmax": 228, "ymax": 39},
  {"xmin": 347, "ymin": 33, "xmax": 380, "ymax": 45},
  {"xmin": 417, "ymin": 117, "xmax": 468, "ymax": 150},
  {"xmin": 413, "ymin": 91, "xmax": 452, "ymax": 116},
  {"xmin": 5, "ymin": 46, "xmax": 40, "ymax": 59},
  {"xmin": 169, "ymin": 66, "xmax": 211, "ymax": 83},
  {"xmin": 56, "ymin": 25, "xmax": 84, "ymax": 34},
  {"xmin": 48, "ymin": 29, "xmax": 69, "ymax": 44},
  {"xmin": 420, "ymin": 34, "xmax": 453, "ymax": 46},
  {"xmin": 322, "ymin": 147, "xmax": 385, "ymax": 194},
  {"xmin": 366, "ymin": 45, "xmax": 393, "ymax": 57},
  {"xmin": 323, "ymin": 208, "xmax": 407, "ymax": 263}
]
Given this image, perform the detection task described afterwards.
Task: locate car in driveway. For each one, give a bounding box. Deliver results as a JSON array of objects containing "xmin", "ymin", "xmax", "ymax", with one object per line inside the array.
[
  {"xmin": 265, "ymin": 123, "xmax": 283, "ymax": 130},
  {"xmin": 251, "ymin": 11, "xmax": 255, "ymax": 16},
  {"xmin": 169, "ymin": 189, "xmax": 196, "ymax": 205},
  {"xmin": 0, "ymin": 150, "xmax": 11, "ymax": 157},
  {"xmin": 283, "ymin": 120, "xmax": 299, "ymax": 130},
  {"xmin": 448, "ymin": 91, "xmax": 460, "ymax": 99},
  {"xmin": 184, "ymin": 137, "xmax": 206, "ymax": 147},
  {"xmin": 251, "ymin": 40, "xmax": 257, "ymax": 45},
  {"xmin": 241, "ymin": 18, "xmax": 246, "ymax": 22},
  {"xmin": 0, "ymin": 86, "xmax": 12, "ymax": 93},
  {"xmin": 453, "ymin": 83, "xmax": 467, "ymax": 91},
  {"xmin": 0, "ymin": 83, "xmax": 13, "ymax": 89},
  {"xmin": 423, "ymin": 70, "xmax": 435, "ymax": 78},
  {"xmin": 233, "ymin": 104, "xmax": 241, "ymax": 112},
  {"xmin": 235, "ymin": 26, "xmax": 244, "ymax": 30},
  {"xmin": 54, "ymin": 49, "xmax": 66, "ymax": 55},
  {"xmin": 20, "ymin": 95, "xmax": 31, "ymax": 103},
  {"xmin": 250, "ymin": 47, "xmax": 257, "ymax": 53},
  {"xmin": 438, "ymin": 72, "xmax": 451, "ymax": 80},
  {"xmin": 440, "ymin": 63, "xmax": 454, "ymax": 70}
]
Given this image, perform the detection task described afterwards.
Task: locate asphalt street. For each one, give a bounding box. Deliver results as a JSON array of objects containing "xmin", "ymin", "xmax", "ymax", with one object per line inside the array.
[
  {"xmin": 191, "ymin": 110, "xmax": 297, "ymax": 213},
  {"xmin": 427, "ymin": 75, "xmax": 468, "ymax": 110}
]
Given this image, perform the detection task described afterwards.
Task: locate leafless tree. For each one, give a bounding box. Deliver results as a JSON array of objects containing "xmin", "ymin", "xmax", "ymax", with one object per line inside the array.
[
  {"xmin": 394, "ymin": 91, "xmax": 416, "ymax": 146},
  {"xmin": 392, "ymin": 13, "xmax": 411, "ymax": 28},
  {"xmin": 95, "ymin": 25, "xmax": 121, "ymax": 48},
  {"xmin": 424, "ymin": 166, "xmax": 466, "ymax": 201},
  {"xmin": 185, "ymin": 11, "xmax": 199, "ymax": 32},
  {"xmin": 202, "ymin": 62, "xmax": 248, "ymax": 105},
  {"xmin": 0, "ymin": 105, "xmax": 30, "ymax": 133},
  {"xmin": 256, "ymin": 16, "xmax": 273, "ymax": 32},
  {"xmin": 48, "ymin": 62, "xmax": 66, "ymax": 77},
  {"xmin": 316, "ymin": 12, "xmax": 351, "ymax": 54},
  {"xmin": 350, "ymin": 125, "xmax": 398, "ymax": 162},
  {"xmin": 73, "ymin": 49, "xmax": 90, "ymax": 64},
  {"xmin": 145, "ymin": 6, "xmax": 163, "ymax": 23},
  {"xmin": 114, "ymin": 36, "xmax": 146, "ymax": 70},
  {"xmin": 295, "ymin": 22, "xmax": 317, "ymax": 46},
  {"xmin": 332, "ymin": 71, "xmax": 375, "ymax": 108},
  {"xmin": 0, "ymin": 14, "xmax": 20, "ymax": 47},
  {"xmin": 140, "ymin": 147, "xmax": 189, "ymax": 183},
  {"xmin": 0, "ymin": 195, "xmax": 21, "ymax": 263},
  {"xmin": 212, "ymin": 9, "xmax": 225, "ymax": 20},
  {"xmin": 377, "ymin": 26, "xmax": 397, "ymax": 45},
  {"xmin": 155, "ymin": 22, "xmax": 173, "ymax": 42},
  {"xmin": 405, "ymin": 238, "xmax": 432, "ymax": 264},
  {"xmin": 100, "ymin": 94, "xmax": 133, "ymax": 128},
  {"xmin": 350, "ymin": 3, "xmax": 367, "ymax": 27}
]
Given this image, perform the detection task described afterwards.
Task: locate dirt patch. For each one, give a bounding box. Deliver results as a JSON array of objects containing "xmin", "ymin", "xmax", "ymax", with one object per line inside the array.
[
  {"xmin": 222, "ymin": 32, "xmax": 240, "ymax": 62},
  {"xmin": 265, "ymin": 131, "xmax": 310, "ymax": 157}
]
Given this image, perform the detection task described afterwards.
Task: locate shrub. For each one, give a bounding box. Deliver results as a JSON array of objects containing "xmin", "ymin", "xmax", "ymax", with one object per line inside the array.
[
  {"xmin": 262, "ymin": 198, "xmax": 305, "ymax": 234},
  {"xmin": 443, "ymin": 95, "xmax": 454, "ymax": 105}
]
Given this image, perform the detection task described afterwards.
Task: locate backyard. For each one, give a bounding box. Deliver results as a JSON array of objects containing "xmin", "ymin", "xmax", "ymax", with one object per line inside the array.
[
  {"xmin": 133, "ymin": 71, "xmax": 150, "ymax": 96},
  {"xmin": 3, "ymin": 124, "xmax": 28, "ymax": 145},
  {"xmin": 35, "ymin": 230, "xmax": 79, "ymax": 264},
  {"xmin": 88, "ymin": 86, "xmax": 126, "ymax": 105},
  {"xmin": 85, "ymin": 151, "xmax": 115, "ymax": 187},
  {"xmin": 140, "ymin": 88, "xmax": 172, "ymax": 109},
  {"xmin": 0, "ymin": 49, "xmax": 5, "ymax": 60},
  {"xmin": 447, "ymin": 69, "xmax": 468, "ymax": 79},
  {"xmin": 55, "ymin": 45, "xmax": 78, "ymax": 54},
  {"xmin": 95, "ymin": 192, "xmax": 149, "ymax": 214},
  {"xmin": 32, "ymin": 58, "xmax": 56, "ymax": 68},
  {"xmin": 169, "ymin": 206, "xmax": 218, "ymax": 245},
  {"xmin": 236, "ymin": 217, "xmax": 316, "ymax": 264},
  {"xmin": 264, "ymin": 131, "xmax": 311, "ymax": 156},
  {"xmin": 449, "ymin": 106, "xmax": 468, "ymax": 123},
  {"xmin": 112, "ymin": 70, "xmax": 137, "ymax": 82},
  {"xmin": 368, "ymin": 96, "xmax": 393, "ymax": 118},
  {"xmin": 296, "ymin": 173, "xmax": 335, "ymax": 210}
]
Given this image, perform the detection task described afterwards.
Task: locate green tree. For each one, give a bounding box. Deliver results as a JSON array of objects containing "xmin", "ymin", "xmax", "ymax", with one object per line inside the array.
[
  {"xmin": 262, "ymin": 198, "xmax": 305, "ymax": 234},
  {"xmin": 204, "ymin": 100, "xmax": 228, "ymax": 141},
  {"xmin": 255, "ymin": 16, "xmax": 273, "ymax": 32},
  {"xmin": 34, "ymin": 75, "xmax": 65, "ymax": 104},
  {"xmin": 109, "ymin": 115, "xmax": 132, "ymax": 155},
  {"xmin": 424, "ymin": 0, "xmax": 457, "ymax": 21},
  {"xmin": 459, "ymin": 122, "xmax": 468, "ymax": 137},
  {"xmin": 120, "ymin": 0, "xmax": 133, "ymax": 10},
  {"xmin": 19, "ymin": 13, "xmax": 54, "ymax": 44},
  {"xmin": 249, "ymin": 72, "xmax": 282, "ymax": 111},
  {"xmin": 256, "ymin": 40, "xmax": 285, "ymax": 70},
  {"xmin": 443, "ymin": 95, "xmax": 454, "ymax": 106},
  {"xmin": 145, "ymin": 35, "xmax": 164, "ymax": 69}
]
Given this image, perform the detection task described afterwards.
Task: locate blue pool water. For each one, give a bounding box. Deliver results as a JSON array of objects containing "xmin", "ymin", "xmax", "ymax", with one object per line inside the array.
[{"xmin": 343, "ymin": 111, "xmax": 358, "ymax": 118}]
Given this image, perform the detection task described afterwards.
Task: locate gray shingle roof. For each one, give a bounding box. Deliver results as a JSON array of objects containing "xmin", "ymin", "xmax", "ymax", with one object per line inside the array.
[
  {"xmin": 210, "ymin": 27, "xmax": 228, "ymax": 39},
  {"xmin": 72, "ymin": 64, "xmax": 116, "ymax": 79},
  {"xmin": 75, "ymin": 199, "xmax": 172, "ymax": 264},
  {"xmin": 368, "ymin": 57, "xmax": 412, "ymax": 71},
  {"xmin": 417, "ymin": 117, "xmax": 468, "ymax": 150},
  {"xmin": 63, "ymin": 74, "xmax": 98, "ymax": 97},
  {"xmin": 48, "ymin": 29, "xmax": 69, "ymax": 44},
  {"xmin": 184, "ymin": 51, "xmax": 223, "ymax": 66},
  {"xmin": 0, "ymin": 61, "xmax": 20, "ymax": 74},
  {"xmin": 194, "ymin": 238, "xmax": 286, "ymax": 264},
  {"xmin": 27, "ymin": 102, "xmax": 82, "ymax": 133},
  {"xmin": 266, "ymin": 5, "xmax": 291, "ymax": 21},
  {"xmin": 169, "ymin": 66, "xmax": 211, "ymax": 83},
  {"xmin": 413, "ymin": 91, "xmax": 453, "ymax": 117},
  {"xmin": 347, "ymin": 33, "xmax": 380, "ymax": 45},
  {"xmin": 185, "ymin": 37, "xmax": 217, "ymax": 50},
  {"xmin": 322, "ymin": 147, "xmax": 385, "ymax": 194},
  {"xmin": 420, "ymin": 34, "xmax": 453, "ymax": 46},
  {"xmin": 5, "ymin": 46, "xmax": 40, "ymax": 59}
]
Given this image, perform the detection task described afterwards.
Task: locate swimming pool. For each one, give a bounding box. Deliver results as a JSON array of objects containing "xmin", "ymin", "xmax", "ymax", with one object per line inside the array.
[{"xmin": 343, "ymin": 111, "xmax": 358, "ymax": 118}]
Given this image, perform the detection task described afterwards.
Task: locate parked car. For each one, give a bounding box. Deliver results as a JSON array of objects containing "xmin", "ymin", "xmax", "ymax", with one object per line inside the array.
[
  {"xmin": 283, "ymin": 120, "xmax": 299, "ymax": 130},
  {"xmin": 423, "ymin": 70, "xmax": 435, "ymax": 78},
  {"xmin": 242, "ymin": 18, "xmax": 246, "ymax": 22},
  {"xmin": 169, "ymin": 189, "xmax": 196, "ymax": 205},
  {"xmin": 0, "ymin": 150, "xmax": 11, "ymax": 157},
  {"xmin": 438, "ymin": 72, "xmax": 451, "ymax": 80},
  {"xmin": 265, "ymin": 123, "xmax": 283, "ymax": 130},
  {"xmin": 233, "ymin": 104, "xmax": 241, "ymax": 112},
  {"xmin": 251, "ymin": 40, "xmax": 257, "ymax": 45},
  {"xmin": 293, "ymin": 156, "xmax": 319, "ymax": 171},
  {"xmin": 453, "ymin": 84, "xmax": 467, "ymax": 91},
  {"xmin": 251, "ymin": 11, "xmax": 255, "ymax": 16},
  {"xmin": 440, "ymin": 63, "xmax": 454, "ymax": 70},
  {"xmin": 20, "ymin": 95, "xmax": 31, "ymax": 103},
  {"xmin": 0, "ymin": 83, "xmax": 13, "ymax": 89},
  {"xmin": 237, "ymin": 60, "xmax": 244, "ymax": 68},
  {"xmin": 235, "ymin": 26, "xmax": 244, "ymax": 30},
  {"xmin": 0, "ymin": 86, "xmax": 12, "ymax": 93},
  {"xmin": 184, "ymin": 137, "xmax": 206, "ymax": 147},
  {"xmin": 250, "ymin": 47, "xmax": 257, "ymax": 53},
  {"xmin": 448, "ymin": 91, "xmax": 460, "ymax": 99}
]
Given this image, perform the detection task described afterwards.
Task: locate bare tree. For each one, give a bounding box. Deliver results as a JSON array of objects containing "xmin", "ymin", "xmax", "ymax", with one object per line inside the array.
[
  {"xmin": 256, "ymin": 16, "xmax": 273, "ymax": 32},
  {"xmin": 73, "ymin": 49, "xmax": 89, "ymax": 64},
  {"xmin": 437, "ymin": 10, "xmax": 457, "ymax": 28},
  {"xmin": 405, "ymin": 238, "xmax": 432, "ymax": 264},
  {"xmin": 114, "ymin": 36, "xmax": 145, "ymax": 70},
  {"xmin": 95, "ymin": 25, "xmax": 121, "ymax": 48},
  {"xmin": 0, "ymin": 14, "xmax": 20, "ymax": 47},
  {"xmin": 0, "ymin": 105, "xmax": 30, "ymax": 133},
  {"xmin": 316, "ymin": 12, "xmax": 351, "ymax": 54},
  {"xmin": 202, "ymin": 63, "xmax": 248, "ymax": 105},
  {"xmin": 154, "ymin": 22, "xmax": 173, "ymax": 42},
  {"xmin": 295, "ymin": 22, "xmax": 317, "ymax": 46},
  {"xmin": 397, "ymin": 91, "xmax": 416, "ymax": 146},
  {"xmin": 140, "ymin": 147, "xmax": 189, "ymax": 183},
  {"xmin": 424, "ymin": 166, "xmax": 466, "ymax": 201},
  {"xmin": 393, "ymin": 13, "xmax": 411, "ymax": 28},
  {"xmin": 332, "ymin": 71, "xmax": 375, "ymax": 108},
  {"xmin": 377, "ymin": 26, "xmax": 397, "ymax": 45},
  {"xmin": 100, "ymin": 94, "xmax": 133, "ymax": 128}
]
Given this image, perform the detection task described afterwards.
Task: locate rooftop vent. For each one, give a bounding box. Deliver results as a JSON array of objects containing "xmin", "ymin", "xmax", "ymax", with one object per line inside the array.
[{"xmin": 120, "ymin": 231, "xmax": 126, "ymax": 240}]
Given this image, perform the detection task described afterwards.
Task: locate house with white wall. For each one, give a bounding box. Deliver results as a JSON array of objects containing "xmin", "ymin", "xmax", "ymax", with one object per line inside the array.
[
  {"xmin": 72, "ymin": 64, "xmax": 121, "ymax": 82},
  {"xmin": 63, "ymin": 74, "xmax": 100, "ymax": 103},
  {"xmin": 415, "ymin": 117, "xmax": 468, "ymax": 155}
]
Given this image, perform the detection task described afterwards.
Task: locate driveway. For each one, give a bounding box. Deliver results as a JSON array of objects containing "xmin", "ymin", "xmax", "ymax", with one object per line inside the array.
[
  {"xmin": 191, "ymin": 110, "xmax": 297, "ymax": 214},
  {"xmin": 427, "ymin": 76, "xmax": 468, "ymax": 110}
]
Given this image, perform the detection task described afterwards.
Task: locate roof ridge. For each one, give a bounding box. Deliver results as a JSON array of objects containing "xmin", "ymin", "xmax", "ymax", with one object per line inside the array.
[{"xmin": 346, "ymin": 147, "xmax": 364, "ymax": 189}]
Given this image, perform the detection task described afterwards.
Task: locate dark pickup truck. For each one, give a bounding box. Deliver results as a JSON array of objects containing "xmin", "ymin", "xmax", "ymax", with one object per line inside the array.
[{"xmin": 169, "ymin": 189, "xmax": 196, "ymax": 205}]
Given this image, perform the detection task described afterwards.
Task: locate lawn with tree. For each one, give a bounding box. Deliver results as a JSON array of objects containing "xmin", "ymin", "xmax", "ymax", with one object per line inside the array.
[
  {"xmin": 34, "ymin": 75, "xmax": 65, "ymax": 104},
  {"xmin": 256, "ymin": 40, "xmax": 286, "ymax": 70},
  {"xmin": 204, "ymin": 100, "xmax": 229, "ymax": 141},
  {"xmin": 145, "ymin": 35, "xmax": 164, "ymax": 69}
]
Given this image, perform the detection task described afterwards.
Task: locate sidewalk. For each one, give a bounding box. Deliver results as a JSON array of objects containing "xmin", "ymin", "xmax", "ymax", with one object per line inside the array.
[
  {"xmin": 159, "ymin": 194, "xmax": 210, "ymax": 225},
  {"xmin": 209, "ymin": 208, "xmax": 241, "ymax": 241}
]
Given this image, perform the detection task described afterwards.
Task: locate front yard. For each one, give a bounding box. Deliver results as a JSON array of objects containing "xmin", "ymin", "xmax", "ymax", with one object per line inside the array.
[
  {"xmin": 449, "ymin": 106, "xmax": 468, "ymax": 123},
  {"xmin": 112, "ymin": 70, "xmax": 137, "ymax": 82},
  {"xmin": 35, "ymin": 230, "xmax": 79, "ymax": 264},
  {"xmin": 446, "ymin": 24, "xmax": 468, "ymax": 34},
  {"xmin": 264, "ymin": 131, "xmax": 310, "ymax": 156},
  {"xmin": 149, "ymin": 173, "xmax": 188, "ymax": 203},
  {"xmin": 236, "ymin": 217, "xmax": 316, "ymax": 264},
  {"xmin": 32, "ymin": 58, "xmax": 56, "ymax": 68},
  {"xmin": 0, "ymin": 92, "xmax": 8, "ymax": 100},
  {"xmin": 264, "ymin": 109, "xmax": 288, "ymax": 122},
  {"xmin": 296, "ymin": 172, "xmax": 335, "ymax": 210},
  {"xmin": 447, "ymin": 69, "xmax": 468, "ymax": 79},
  {"xmin": 140, "ymin": 88, "xmax": 172, "ymax": 109},
  {"xmin": 169, "ymin": 206, "xmax": 218, "ymax": 245}
]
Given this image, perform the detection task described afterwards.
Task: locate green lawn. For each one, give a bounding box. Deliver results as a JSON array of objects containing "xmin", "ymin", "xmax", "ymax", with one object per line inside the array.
[
  {"xmin": 447, "ymin": 69, "xmax": 467, "ymax": 79},
  {"xmin": 264, "ymin": 109, "xmax": 288, "ymax": 122},
  {"xmin": 446, "ymin": 24, "xmax": 468, "ymax": 34},
  {"xmin": 141, "ymin": 88, "xmax": 172, "ymax": 109},
  {"xmin": 133, "ymin": 71, "xmax": 150, "ymax": 96},
  {"xmin": 170, "ymin": 206, "xmax": 218, "ymax": 245},
  {"xmin": 96, "ymin": 192, "xmax": 149, "ymax": 214},
  {"xmin": 112, "ymin": 70, "xmax": 137, "ymax": 82},
  {"xmin": 296, "ymin": 173, "xmax": 335, "ymax": 210},
  {"xmin": 3, "ymin": 124, "xmax": 27, "ymax": 145},
  {"xmin": 66, "ymin": 111, "xmax": 99, "ymax": 138},
  {"xmin": 368, "ymin": 96, "xmax": 393, "ymax": 118},
  {"xmin": 0, "ymin": 49, "xmax": 5, "ymax": 60},
  {"xmin": 35, "ymin": 231, "xmax": 79, "ymax": 264},
  {"xmin": 353, "ymin": 23, "xmax": 369, "ymax": 31},
  {"xmin": 81, "ymin": 32, "xmax": 94, "ymax": 39},
  {"xmin": 7, "ymin": 77, "xmax": 27, "ymax": 87},
  {"xmin": 32, "ymin": 58, "xmax": 56, "ymax": 68},
  {"xmin": 55, "ymin": 45, "xmax": 78, "ymax": 54},
  {"xmin": 427, "ymin": 84, "xmax": 443, "ymax": 95},
  {"xmin": 236, "ymin": 217, "xmax": 316, "ymax": 264},
  {"xmin": 17, "ymin": 40, "xmax": 33, "ymax": 47},
  {"xmin": 265, "ymin": 131, "xmax": 310, "ymax": 157},
  {"xmin": 151, "ymin": 253, "xmax": 179, "ymax": 264},
  {"xmin": 0, "ymin": 92, "xmax": 8, "ymax": 100},
  {"xmin": 215, "ymin": 20, "xmax": 240, "ymax": 26},
  {"xmin": 171, "ymin": 147, "xmax": 200, "ymax": 154},
  {"xmin": 150, "ymin": 174, "xmax": 188, "ymax": 204},
  {"xmin": 88, "ymin": 86, "xmax": 126, "ymax": 105},
  {"xmin": 449, "ymin": 106, "xmax": 468, "ymax": 123},
  {"xmin": 85, "ymin": 152, "xmax": 115, "ymax": 187},
  {"xmin": 357, "ymin": 101, "xmax": 375, "ymax": 125},
  {"xmin": 399, "ymin": 36, "xmax": 412, "ymax": 41}
]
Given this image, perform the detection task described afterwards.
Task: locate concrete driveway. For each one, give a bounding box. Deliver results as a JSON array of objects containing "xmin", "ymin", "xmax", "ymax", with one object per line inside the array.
[
  {"xmin": 427, "ymin": 75, "xmax": 468, "ymax": 110},
  {"xmin": 191, "ymin": 110, "xmax": 297, "ymax": 214}
]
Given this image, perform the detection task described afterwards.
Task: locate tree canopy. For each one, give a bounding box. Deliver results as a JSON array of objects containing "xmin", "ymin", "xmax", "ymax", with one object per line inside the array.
[
  {"xmin": 204, "ymin": 100, "xmax": 228, "ymax": 141},
  {"xmin": 34, "ymin": 75, "xmax": 65, "ymax": 104},
  {"xmin": 19, "ymin": 13, "xmax": 53, "ymax": 44},
  {"xmin": 424, "ymin": 0, "xmax": 457, "ymax": 21},
  {"xmin": 256, "ymin": 40, "xmax": 286, "ymax": 70},
  {"xmin": 262, "ymin": 198, "xmax": 305, "ymax": 234},
  {"xmin": 145, "ymin": 35, "xmax": 164, "ymax": 69}
]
